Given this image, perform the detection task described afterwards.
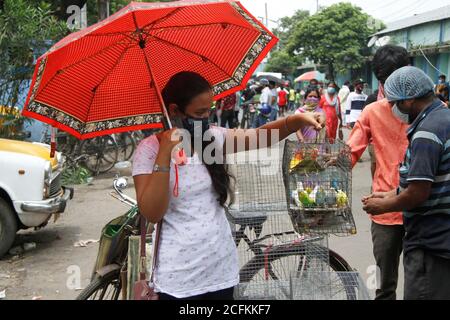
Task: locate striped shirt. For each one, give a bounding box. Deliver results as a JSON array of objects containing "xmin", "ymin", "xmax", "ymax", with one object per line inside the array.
[
  {"xmin": 399, "ymin": 99, "xmax": 450, "ymax": 258},
  {"xmin": 344, "ymin": 92, "xmax": 368, "ymax": 125}
]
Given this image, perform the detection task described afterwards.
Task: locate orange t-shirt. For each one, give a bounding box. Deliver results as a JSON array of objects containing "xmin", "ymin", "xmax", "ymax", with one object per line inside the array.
[{"xmin": 347, "ymin": 99, "xmax": 409, "ymax": 225}]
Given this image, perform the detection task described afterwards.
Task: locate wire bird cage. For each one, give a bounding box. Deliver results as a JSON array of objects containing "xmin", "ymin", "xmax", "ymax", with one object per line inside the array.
[
  {"xmin": 226, "ymin": 140, "xmax": 365, "ymax": 300},
  {"xmin": 290, "ymin": 271, "xmax": 371, "ymax": 300},
  {"xmin": 227, "ymin": 148, "xmax": 287, "ymax": 215},
  {"xmin": 282, "ymin": 139, "xmax": 356, "ymax": 236}
]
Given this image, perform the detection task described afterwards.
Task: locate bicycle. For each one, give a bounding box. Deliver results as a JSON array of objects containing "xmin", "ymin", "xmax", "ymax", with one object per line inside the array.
[
  {"xmin": 112, "ymin": 132, "xmax": 136, "ymax": 162},
  {"xmin": 240, "ymin": 101, "xmax": 257, "ymax": 129},
  {"xmin": 76, "ymin": 165, "xmax": 140, "ymax": 300},
  {"xmin": 76, "ymin": 170, "xmax": 358, "ymax": 300},
  {"xmin": 227, "ymin": 210, "xmax": 358, "ymax": 300},
  {"xmin": 40, "ymin": 125, "xmax": 119, "ymax": 175}
]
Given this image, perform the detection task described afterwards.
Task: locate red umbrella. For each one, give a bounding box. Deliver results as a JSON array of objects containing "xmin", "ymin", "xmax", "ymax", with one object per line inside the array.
[
  {"xmin": 22, "ymin": 0, "xmax": 278, "ymax": 139},
  {"xmin": 294, "ymin": 71, "xmax": 326, "ymax": 82}
]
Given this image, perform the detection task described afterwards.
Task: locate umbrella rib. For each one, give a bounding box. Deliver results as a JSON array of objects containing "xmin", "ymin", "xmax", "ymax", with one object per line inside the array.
[
  {"xmin": 147, "ymin": 34, "xmax": 234, "ymax": 80},
  {"xmin": 146, "ymin": 22, "xmax": 253, "ymax": 33},
  {"xmin": 85, "ymin": 22, "xmax": 251, "ymax": 38},
  {"xmin": 140, "ymin": 7, "xmax": 184, "ymax": 30},
  {"xmin": 36, "ymin": 35, "xmax": 133, "ymax": 98},
  {"xmin": 61, "ymin": 35, "xmax": 136, "ymax": 72},
  {"xmin": 84, "ymin": 39, "xmax": 135, "ymax": 123}
]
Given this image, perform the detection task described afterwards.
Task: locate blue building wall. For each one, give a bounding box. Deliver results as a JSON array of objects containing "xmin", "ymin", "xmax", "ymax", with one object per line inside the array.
[{"xmin": 384, "ymin": 17, "xmax": 450, "ymax": 82}]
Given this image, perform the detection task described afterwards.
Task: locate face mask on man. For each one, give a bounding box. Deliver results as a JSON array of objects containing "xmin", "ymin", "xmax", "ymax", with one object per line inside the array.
[{"xmin": 392, "ymin": 103, "xmax": 410, "ymax": 124}]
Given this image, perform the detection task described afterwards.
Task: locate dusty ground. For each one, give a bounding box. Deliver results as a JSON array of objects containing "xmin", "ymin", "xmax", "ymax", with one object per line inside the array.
[{"xmin": 0, "ymin": 130, "xmax": 404, "ymax": 300}]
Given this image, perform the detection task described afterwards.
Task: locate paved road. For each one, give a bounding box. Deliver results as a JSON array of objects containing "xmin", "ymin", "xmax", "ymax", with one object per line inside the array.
[{"xmin": 0, "ymin": 130, "xmax": 404, "ymax": 300}]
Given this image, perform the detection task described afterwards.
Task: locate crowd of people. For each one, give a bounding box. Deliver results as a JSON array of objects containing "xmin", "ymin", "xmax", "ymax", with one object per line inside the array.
[
  {"xmin": 208, "ymin": 44, "xmax": 450, "ymax": 301},
  {"xmin": 132, "ymin": 42, "xmax": 450, "ymax": 300}
]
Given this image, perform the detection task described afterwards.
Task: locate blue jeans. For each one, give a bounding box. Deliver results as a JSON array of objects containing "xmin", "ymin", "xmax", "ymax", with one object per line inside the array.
[
  {"xmin": 269, "ymin": 107, "xmax": 278, "ymax": 122},
  {"xmin": 253, "ymin": 114, "xmax": 269, "ymax": 128}
]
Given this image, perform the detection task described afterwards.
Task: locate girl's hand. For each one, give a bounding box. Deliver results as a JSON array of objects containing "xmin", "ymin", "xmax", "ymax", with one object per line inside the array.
[
  {"xmin": 157, "ymin": 128, "xmax": 182, "ymax": 157},
  {"xmin": 296, "ymin": 112, "xmax": 324, "ymax": 131}
]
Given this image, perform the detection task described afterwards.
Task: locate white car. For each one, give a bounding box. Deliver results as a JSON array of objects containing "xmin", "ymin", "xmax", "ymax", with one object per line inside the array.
[{"xmin": 0, "ymin": 138, "xmax": 73, "ymax": 258}]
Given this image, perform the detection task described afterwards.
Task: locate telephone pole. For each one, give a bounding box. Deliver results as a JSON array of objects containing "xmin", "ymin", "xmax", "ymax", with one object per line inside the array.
[{"xmin": 265, "ymin": 2, "xmax": 268, "ymax": 27}]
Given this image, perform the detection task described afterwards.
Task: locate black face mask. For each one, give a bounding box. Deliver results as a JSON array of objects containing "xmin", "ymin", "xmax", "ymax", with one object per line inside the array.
[{"xmin": 182, "ymin": 116, "xmax": 211, "ymax": 140}]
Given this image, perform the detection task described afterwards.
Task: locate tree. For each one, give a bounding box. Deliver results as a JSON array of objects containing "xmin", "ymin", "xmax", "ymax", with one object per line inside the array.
[
  {"xmin": 265, "ymin": 50, "xmax": 298, "ymax": 75},
  {"xmin": 0, "ymin": 0, "xmax": 68, "ymax": 138},
  {"xmin": 287, "ymin": 3, "xmax": 383, "ymax": 81},
  {"xmin": 272, "ymin": 10, "xmax": 309, "ymax": 49}
]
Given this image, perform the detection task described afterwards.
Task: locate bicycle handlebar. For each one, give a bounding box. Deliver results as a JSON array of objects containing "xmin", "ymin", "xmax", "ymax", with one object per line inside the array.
[{"xmin": 112, "ymin": 178, "xmax": 137, "ymax": 207}]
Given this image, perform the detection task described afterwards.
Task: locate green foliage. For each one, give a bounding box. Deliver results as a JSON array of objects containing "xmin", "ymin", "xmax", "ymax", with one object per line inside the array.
[
  {"xmin": 89, "ymin": 0, "xmax": 174, "ymax": 24},
  {"xmin": 287, "ymin": 3, "xmax": 381, "ymax": 80},
  {"xmin": 265, "ymin": 50, "xmax": 298, "ymax": 75},
  {"xmin": 0, "ymin": 0, "xmax": 68, "ymax": 139},
  {"xmin": 273, "ymin": 10, "xmax": 310, "ymax": 49},
  {"xmin": 62, "ymin": 163, "xmax": 92, "ymax": 185}
]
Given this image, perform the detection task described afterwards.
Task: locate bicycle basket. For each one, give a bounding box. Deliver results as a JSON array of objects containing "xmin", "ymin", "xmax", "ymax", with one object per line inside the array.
[
  {"xmin": 92, "ymin": 207, "xmax": 139, "ymax": 279},
  {"xmin": 282, "ymin": 139, "xmax": 356, "ymax": 236}
]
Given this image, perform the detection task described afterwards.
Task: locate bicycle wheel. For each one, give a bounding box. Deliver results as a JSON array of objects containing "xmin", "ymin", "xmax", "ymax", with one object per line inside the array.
[
  {"xmin": 76, "ymin": 268, "xmax": 122, "ymax": 300},
  {"xmin": 238, "ymin": 243, "xmax": 357, "ymax": 300},
  {"xmin": 80, "ymin": 136, "xmax": 119, "ymax": 175},
  {"xmin": 116, "ymin": 132, "xmax": 136, "ymax": 162}
]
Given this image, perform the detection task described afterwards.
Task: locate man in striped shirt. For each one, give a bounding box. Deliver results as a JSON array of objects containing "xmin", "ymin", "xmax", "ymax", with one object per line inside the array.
[
  {"xmin": 363, "ymin": 66, "xmax": 450, "ymax": 300},
  {"xmin": 344, "ymin": 79, "xmax": 368, "ymax": 128}
]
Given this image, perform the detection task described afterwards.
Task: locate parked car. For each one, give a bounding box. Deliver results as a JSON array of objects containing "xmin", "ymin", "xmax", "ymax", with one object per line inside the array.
[{"xmin": 0, "ymin": 138, "xmax": 73, "ymax": 258}]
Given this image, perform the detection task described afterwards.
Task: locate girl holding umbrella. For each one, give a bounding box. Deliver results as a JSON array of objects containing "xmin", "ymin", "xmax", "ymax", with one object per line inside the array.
[{"xmin": 132, "ymin": 71, "xmax": 324, "ymax": 300}]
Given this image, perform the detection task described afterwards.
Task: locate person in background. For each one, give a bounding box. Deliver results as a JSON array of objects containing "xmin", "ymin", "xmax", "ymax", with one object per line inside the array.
[
  {"xmin": 288, "ymin": 86, "xmax": 297, "ymax": 112},
  {"xmin": 217, "ymin": 92, "xmax": 237, "ymax": 129},
  {"xmin": 320, "ymin": 82, "xmax": 343, "ymax": 142},
  {"xmin": 295, "ymin": 87, "xmax": 326, "ymax": 142},
  {"xmin": 278, "ymin": 85, "xmax": 288, "ymax": 117},
  {"xmin": 338, "ymin": 81, "xmax": 351, "ymax": 126},
  {"xmin": 234, "ymin": 91, "xmax": 242, "ymax": 127},
  {"xmin": 437, "ymin": 74, "xmax": 449, "ymax": 90},
  {"xmin": 242, "ymin": 83, "xmax": 256, "ymax": 103},
  {"xmin": 345, "ymin": 79, "xmax": 368, "ymax": 129},
  {"xmin": 436, "ymin": 84, "xmax": 449, "ymax": 107},
  {"xmin": 347, "ymin": 44, "xmax": 410, "ymax": 300},
  {"xmin": 269, "ymin": 81, "xmax": 278, "ymax": 122},
  {"xmin": 363, "ymin": 66, "xmax": 450, "ymax": 300},
  {"xmin": 295, "ymin": 89, "xmax": 302, "ymax": 109},
  {"xmin": 253, "ymin": 78, "xmax": 272, "ymax": 127},
  {"xmin": 309, "ymin": 78, "xmax": 319, "ymax": 89}
]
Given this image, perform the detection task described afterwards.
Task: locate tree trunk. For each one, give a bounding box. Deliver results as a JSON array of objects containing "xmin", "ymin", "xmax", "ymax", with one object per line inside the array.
[
  {"xmin": 328, "ymin": 63, "xmax": 335, "ymax": 82},
  {"xmin": 97, "ymin": 0, "xmax": 110, "ymax": 21}
]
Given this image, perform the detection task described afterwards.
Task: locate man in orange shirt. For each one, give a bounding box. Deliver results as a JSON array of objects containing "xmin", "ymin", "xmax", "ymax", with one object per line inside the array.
[{"xmin": 347, "ymin": 45, "xmax": 410, "ymax": 300}]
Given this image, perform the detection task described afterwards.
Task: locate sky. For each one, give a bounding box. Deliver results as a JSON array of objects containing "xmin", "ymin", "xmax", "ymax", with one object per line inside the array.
[{"xmin": 239, "ymin": 0, "xmax": 448, "ymax": 30}]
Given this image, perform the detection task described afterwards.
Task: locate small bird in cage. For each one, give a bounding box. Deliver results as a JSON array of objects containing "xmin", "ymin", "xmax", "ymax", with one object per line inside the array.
[{"xmin": 289, "ymin": 148, "xmax": 324, "ymax": 174}]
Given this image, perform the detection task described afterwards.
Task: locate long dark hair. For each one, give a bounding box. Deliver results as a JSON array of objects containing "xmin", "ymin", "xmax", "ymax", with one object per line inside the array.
[{"xmin": 162, "ymin": 71, "xmax": 233, "ymax": 207}]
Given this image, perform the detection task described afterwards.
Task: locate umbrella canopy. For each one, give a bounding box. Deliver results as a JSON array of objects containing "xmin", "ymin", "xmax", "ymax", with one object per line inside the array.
[
  {"xmin": 22, "ymin": 0, "xmax": 277, "ymax": 139},
  {"xmin": 295, "ymin": 71, "xmax": 325, "ymax": 83}
]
